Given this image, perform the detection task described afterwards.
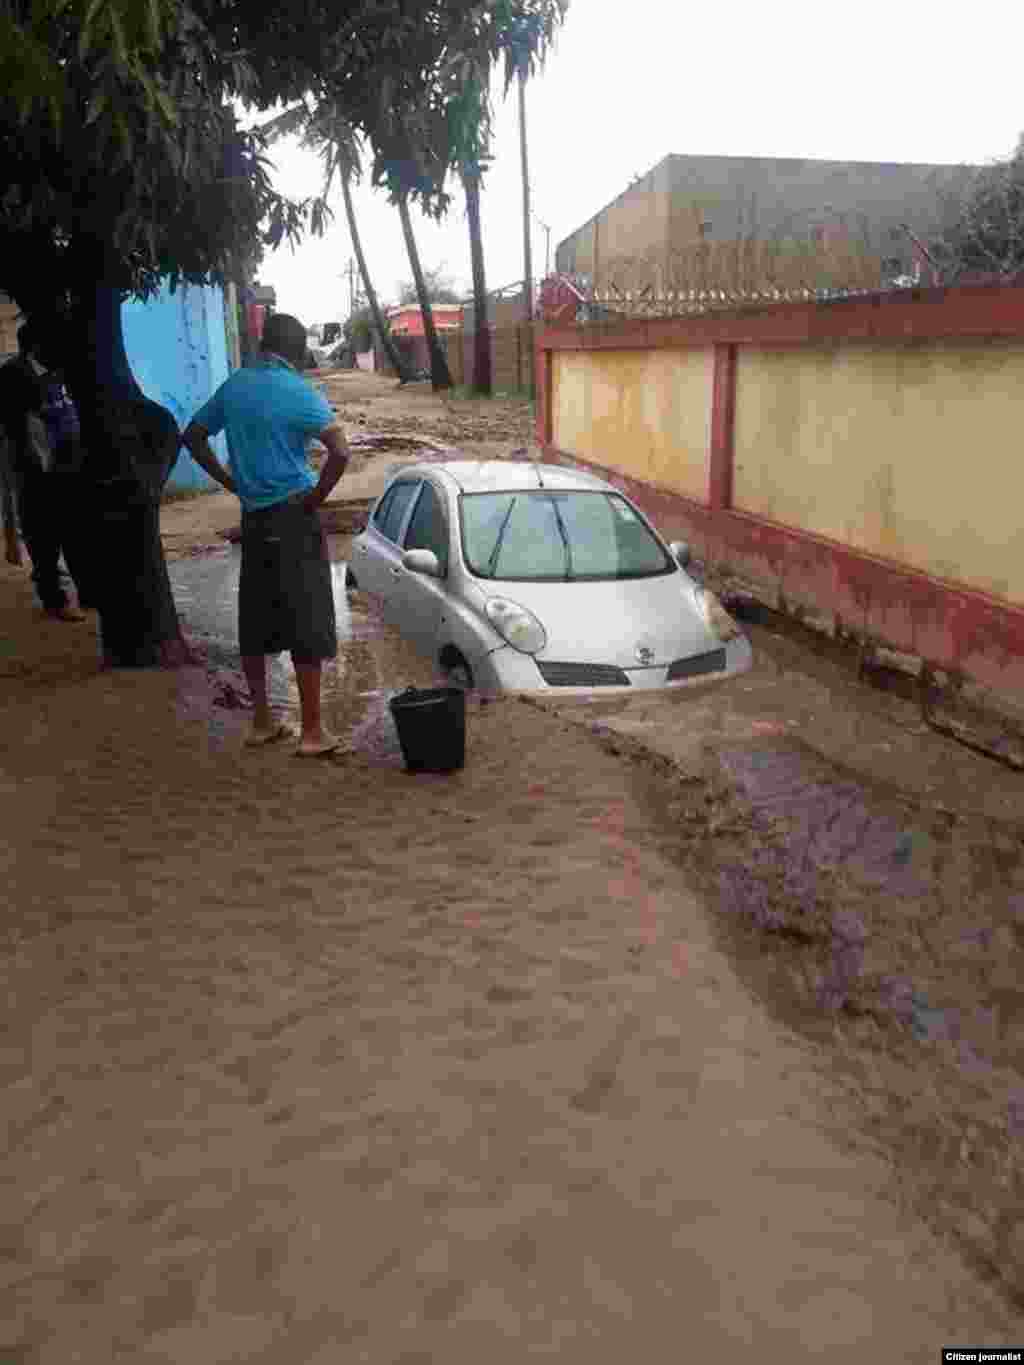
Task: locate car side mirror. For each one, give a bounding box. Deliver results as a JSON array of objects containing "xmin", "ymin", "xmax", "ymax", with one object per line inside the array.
[
  {"xmin": 402, "ymin": 548, "xmax": 442, "ymax": 578},
  {"xmin": 669, "ymin": 540, "xmax": 691, "ymax": 568}
]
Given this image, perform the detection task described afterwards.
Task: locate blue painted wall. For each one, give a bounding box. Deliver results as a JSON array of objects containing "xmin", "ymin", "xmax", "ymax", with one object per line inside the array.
[{"xmin": 122, "ymin": 282, "xmax": 232, "ymax": 491}]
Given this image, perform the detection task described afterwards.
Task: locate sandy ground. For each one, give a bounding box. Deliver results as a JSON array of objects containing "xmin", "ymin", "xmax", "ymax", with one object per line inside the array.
[
  {"xmin": 316, "ymin": 369, "xmax": 538, "ymax": 461},
  {"xmin": 2, "ymin": 378, "xmax": 1023, "ymax": 1359}
]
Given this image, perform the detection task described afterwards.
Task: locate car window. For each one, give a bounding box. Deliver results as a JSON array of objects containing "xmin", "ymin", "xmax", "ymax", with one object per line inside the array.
[
  {"xmin": 460, "ymin": 491, "xmax": 673, "ymax": 581},
  {"xmin": 374, "ymin": 480, "xmax": 419, "ymax": 543},
  {"xmin": 371, "ymin": 486, "xmax": 397, "ymax": 530},
  {"xmin": 403, "ymin": 482, "xmax": 449, "ymax": 572}
]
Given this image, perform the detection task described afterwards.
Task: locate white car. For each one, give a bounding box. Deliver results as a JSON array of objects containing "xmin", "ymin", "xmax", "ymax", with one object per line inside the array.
[{"xmin": 347, "ymin": 460, "xmax": 752, "ymax": 694}]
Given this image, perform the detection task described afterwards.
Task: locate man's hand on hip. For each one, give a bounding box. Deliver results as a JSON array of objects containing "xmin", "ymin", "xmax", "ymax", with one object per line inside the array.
[{"xmin": 305, "ymin": 425, "xmax": 350, "ymax": 513}]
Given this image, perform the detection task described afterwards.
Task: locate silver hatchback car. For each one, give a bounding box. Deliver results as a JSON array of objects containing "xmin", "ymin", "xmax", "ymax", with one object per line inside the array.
[{"xmin": 347, "ymin": 460, "xmax": 752, "ymax": 694}]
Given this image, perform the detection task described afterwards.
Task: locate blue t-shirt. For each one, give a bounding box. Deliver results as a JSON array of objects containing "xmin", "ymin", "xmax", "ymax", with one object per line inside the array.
[{"xmin": 191, "ymin": 354, "xmax": 335, "ymax": 511}]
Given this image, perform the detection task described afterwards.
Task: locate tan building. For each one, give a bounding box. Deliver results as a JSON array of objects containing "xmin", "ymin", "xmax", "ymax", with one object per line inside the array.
[{"xmin": 555, "ymin": 154, "xmax": 976, "ymax": 292}]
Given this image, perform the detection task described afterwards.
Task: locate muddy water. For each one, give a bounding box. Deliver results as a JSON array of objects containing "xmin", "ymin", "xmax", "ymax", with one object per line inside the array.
[
  {"xmin": 545, "ymin": 628, "xmax": 1024, "ymax": 1307},
  {"xmin": 168, "ymin": 547, "xmax": 437, "ymax": 762},
  {"xmin": 169, "ymin": 549, "xmax": 348, "ymax": 708}
]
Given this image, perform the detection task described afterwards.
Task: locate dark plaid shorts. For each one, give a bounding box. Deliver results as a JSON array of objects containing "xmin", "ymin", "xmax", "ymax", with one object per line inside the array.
[{"xmin": 238, "ymin": 493, "xmax": 337, "ymax": 663}]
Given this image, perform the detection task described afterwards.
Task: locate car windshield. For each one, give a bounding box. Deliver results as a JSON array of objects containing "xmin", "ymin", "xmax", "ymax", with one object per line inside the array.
[{"xmin": 460, "ymin": 490, "xmax": 674, "ymax": 581}]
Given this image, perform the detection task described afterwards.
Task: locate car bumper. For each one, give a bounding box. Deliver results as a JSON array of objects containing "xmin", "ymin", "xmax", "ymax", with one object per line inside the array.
[{"xmin": 478, "ymin": 635, "xmax": 753, "ymax": 697}]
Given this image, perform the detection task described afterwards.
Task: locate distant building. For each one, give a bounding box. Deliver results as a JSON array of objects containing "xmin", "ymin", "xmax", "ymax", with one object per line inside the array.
[
  {"xmin": 387, "ymin": 302, "xmax": 463, "ymax": 337},
  {"xmin": 556, "ymin": 153, "xmax": 976, "ymax": 290}
]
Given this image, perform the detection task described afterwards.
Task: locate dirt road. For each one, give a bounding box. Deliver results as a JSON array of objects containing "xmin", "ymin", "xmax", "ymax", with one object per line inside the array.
[{"xmin": 1, "ymin": 375, "xmax": 1022, "ymax": 1360}]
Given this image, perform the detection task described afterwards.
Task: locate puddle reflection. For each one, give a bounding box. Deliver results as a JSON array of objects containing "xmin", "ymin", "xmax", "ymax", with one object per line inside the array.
[{"xmin": 170, "ymin": 549, "xmax": 352, "ymax": 710}]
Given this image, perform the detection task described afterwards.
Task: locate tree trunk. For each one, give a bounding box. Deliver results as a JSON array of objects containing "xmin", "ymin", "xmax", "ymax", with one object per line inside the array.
[
  {"xmin": 396, "ymin": 192, "xmax": 453, "ymax": 392},
  {"xmin": 462, "ymin": 167, "xmax": 492, "ymax": 397},
  {"xmin": 63, "ymin": 276, "xmax": 187, "ymax": 668},
  {"xmin": 341, "ymin": 171, "xmax": 409, "ymax": 381},
  {"xmin": 517, "ymin": 69, "xmax": 535, "ymax": 399}
]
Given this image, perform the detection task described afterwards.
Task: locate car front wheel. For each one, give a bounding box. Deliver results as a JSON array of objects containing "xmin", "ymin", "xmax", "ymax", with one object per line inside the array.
[{"xmin": 440, "ymin": 652, "xmax": 474, "ymax": 691}]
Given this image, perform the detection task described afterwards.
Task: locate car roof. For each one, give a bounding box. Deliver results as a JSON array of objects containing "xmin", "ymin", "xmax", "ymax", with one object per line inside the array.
[{"xmin": 389, "ymin": 460, "xmax": 614, "ymax": 495}]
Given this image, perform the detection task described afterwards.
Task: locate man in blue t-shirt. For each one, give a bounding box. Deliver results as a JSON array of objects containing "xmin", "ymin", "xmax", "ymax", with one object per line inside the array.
[{"xmin": 182, "ymin": 313, "xmax": 351, "ymax": 756}]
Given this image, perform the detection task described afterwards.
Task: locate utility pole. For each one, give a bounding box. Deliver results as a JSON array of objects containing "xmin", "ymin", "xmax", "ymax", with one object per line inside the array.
[
  {"xmin": 517, "ymin": 65, "xmax": 535, "ymax": 396},
  {"xmin": 517, "ymin": 68, "xmax": 534, "ymax": 322},
  {"xmin": 534, "ymin": 215, "xmax": 552, "ymax": 278}
]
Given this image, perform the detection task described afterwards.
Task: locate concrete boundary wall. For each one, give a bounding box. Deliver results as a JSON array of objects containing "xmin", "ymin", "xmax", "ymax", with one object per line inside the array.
[{"xmin": 536, "ymin": 281, "xmax": 1024, "ymax": 713}]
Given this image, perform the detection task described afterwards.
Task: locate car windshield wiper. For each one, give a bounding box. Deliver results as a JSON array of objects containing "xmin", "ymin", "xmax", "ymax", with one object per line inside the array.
[
  {"xmin": 548, "ymin": 495, "xmax": 574, "ymax": 581},
  {"xmin": 484, "ymin": 496, "xmax": 517, "ymax": 577}
]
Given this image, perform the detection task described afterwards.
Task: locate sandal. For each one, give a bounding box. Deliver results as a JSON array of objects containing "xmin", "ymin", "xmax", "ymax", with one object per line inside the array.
[{"xmin": 245, "ymin": 722, "xmax": 295, "ymax": 747}]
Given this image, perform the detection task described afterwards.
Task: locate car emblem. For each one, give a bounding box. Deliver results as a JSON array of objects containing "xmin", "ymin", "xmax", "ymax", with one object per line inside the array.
[{"xmin": 635, "ymin": 644, "xmax": 656, "ymax": 665}]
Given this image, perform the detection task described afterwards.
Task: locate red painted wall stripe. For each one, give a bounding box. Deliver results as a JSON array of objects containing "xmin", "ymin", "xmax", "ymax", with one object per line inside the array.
[{"xmin": 708, "ymin": 343, "xmax": 736, "ymax": 511}]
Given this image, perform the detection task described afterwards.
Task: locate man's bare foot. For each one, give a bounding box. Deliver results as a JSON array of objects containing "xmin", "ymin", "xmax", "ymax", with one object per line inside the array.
[
  {"xmin": 245, "ymin": 722, "xmax": 294, "ymax": 747},
  {"xmin": 49, "ymin": 605, "xmax": 87, "ymax": 622},
  {"xmin": 296, "ymin": 730, "xmax": 340, "ymax": 758}
]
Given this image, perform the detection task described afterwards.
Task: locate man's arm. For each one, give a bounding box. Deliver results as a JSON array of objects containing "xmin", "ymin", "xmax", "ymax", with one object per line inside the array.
[
  {"xmin": 303, "ymin": 424, "xmax": 351, "ymax": 511},
  {"xmin": 180, "ymin": 422, "xmax": 237, "ymax": 495}
]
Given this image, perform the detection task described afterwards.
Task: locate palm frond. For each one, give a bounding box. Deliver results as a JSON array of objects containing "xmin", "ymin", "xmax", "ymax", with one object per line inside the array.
[{"xmin": 254, "ymin": 104, "xmax": 309, "ymax": 146}]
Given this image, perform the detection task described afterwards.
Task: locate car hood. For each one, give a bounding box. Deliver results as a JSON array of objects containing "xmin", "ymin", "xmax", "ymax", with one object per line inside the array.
[{"xmin": 478, "ymin": 572, "xmax": 722, "ymax": 667}]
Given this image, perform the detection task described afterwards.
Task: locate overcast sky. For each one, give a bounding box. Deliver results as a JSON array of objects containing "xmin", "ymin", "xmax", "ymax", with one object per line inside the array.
[{"xmin": 252, "ymin": 0, "xmax": 1024, "ymax": 329}]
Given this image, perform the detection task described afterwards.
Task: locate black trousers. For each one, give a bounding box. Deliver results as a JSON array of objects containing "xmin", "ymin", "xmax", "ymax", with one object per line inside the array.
[
  {"xmin": 239, "ymin": 494, "xmax": 337, "ymax": 663},
  {"xmin": 15, "ymin": 465, "xmax": 92, "ymax": 612}
]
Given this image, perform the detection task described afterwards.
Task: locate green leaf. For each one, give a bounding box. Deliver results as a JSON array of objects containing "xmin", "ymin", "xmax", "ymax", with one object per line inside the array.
[
  {"xmin": 85, "ymin": 87, "xmax": 108, "ymax": 124},
  {"xmin": 78, "ymin": 0, "xmax": 105, "ymax": 60},
  {"xmin": 114, "ymin": 111, "xmax": 133, "ymax": 164},
  {"xmin": 151, "ymin": 79, "xmax": 177, "ymax": 125},
  {"xmin": 144, "ymin": 0, "xmax": 161, "ymax": 50}
]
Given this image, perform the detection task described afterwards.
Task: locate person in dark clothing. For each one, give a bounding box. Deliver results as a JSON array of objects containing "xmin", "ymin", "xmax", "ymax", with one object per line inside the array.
[{"xmin": 0, "ymin": 321, "xmax": 90, "ymax": 620}]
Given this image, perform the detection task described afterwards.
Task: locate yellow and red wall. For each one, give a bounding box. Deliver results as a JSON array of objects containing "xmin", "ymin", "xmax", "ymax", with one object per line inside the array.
[{"xmin": 536, "ymin": 281, "xmax": 1024, "ymax": 710}]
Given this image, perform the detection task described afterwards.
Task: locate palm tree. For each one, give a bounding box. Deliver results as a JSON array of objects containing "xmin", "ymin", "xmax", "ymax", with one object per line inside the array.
[
  {"xmin": 259, "ymin": 102, "xmax": 411, "ymax": 381},
  {"xmin": 460, "ymin": 160, "xmax": 491, "ymax": 394},
  {"xmin": 445, "ymin": 60, "xmax": 493, "ymax": 395},
  {"xmin": 396, "ymin": 190, "xmax": 453, "ymax": 390}
]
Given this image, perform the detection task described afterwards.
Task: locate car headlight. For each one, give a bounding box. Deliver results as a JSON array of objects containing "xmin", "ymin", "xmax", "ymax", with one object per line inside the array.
[
  {"xmin": 484, "ymin": 597, "xmax": 547, "ymax": 654},
  {"xmin": 694, "ymin": 586, "xmax": 742, "ymax": 642}
]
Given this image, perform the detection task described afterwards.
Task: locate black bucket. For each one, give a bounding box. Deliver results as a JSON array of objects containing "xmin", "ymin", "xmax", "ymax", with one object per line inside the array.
[{"xmin": 388, "ymin": 686, "xmax": 466, "ymax": 773}]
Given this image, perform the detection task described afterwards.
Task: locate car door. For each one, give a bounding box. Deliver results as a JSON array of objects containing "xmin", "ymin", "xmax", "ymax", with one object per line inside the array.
[
  {"xmin": 353, "ymin": 479, "xmax": 420, "ymax": 609},
  {"xmin": 385, "ymin": 479, "xmax": 450, "ymax": 659}
]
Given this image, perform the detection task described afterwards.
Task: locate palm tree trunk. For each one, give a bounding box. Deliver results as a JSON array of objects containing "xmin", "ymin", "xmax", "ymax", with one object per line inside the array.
[
  {"xmin": 462, "ymin": 166, "xmax": 492, "ymax": 396},
  {"xmin": 397, "ymin": 192, "xmax": 452, "ymax": 392},
  {"xmin": 517, "ymin": 68, "xmax": 535, "ymax": 399},
  {"xmin": 341, "ymin": 171, "xmax": 410, "ymax": 381}
]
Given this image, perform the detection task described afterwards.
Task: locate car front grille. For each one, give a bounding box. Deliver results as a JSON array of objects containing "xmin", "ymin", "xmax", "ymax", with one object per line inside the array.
[
  {"xmin": 536, "ymin": 661, "xmax": 631, "ymax": 687},
  {"xmin": 666, "ymin": 647, "xmax": 727, "ymax": 681}
]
